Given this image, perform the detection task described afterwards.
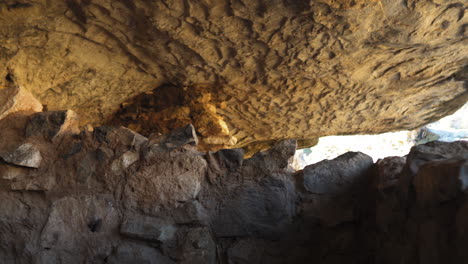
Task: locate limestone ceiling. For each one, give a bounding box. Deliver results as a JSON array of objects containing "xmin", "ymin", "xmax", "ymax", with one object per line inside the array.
[{"xmin": 0, "ymin": 0, "xmax": 466, "ymax": 150}]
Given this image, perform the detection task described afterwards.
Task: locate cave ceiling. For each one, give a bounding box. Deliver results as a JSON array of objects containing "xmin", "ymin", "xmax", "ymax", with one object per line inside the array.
[{"xmin": 0, "ymin": 0, "xmax": 466, "ymax": 150}]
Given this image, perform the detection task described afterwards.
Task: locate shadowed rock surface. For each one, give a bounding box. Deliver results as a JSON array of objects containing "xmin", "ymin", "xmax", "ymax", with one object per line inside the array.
[
  {"xmin": 0, "ymin": 0, "xmax": 466, "ymax": 150},
  {"xmin": 0, "ymin": 109, "xmax": 467, "ymax": 263}
]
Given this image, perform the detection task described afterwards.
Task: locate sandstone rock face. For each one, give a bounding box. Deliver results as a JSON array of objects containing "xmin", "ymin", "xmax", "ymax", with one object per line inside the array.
[
  {"xmin": 0, "ymin": 109, "xmax": 467, "ymax": 263},
  {"xmin": 0, "ymin": 86, "xmax": 42, "ymax": 119},
  {"xmin": 0, "ymin": 0, "xmax": 466, "ymax": 150}
]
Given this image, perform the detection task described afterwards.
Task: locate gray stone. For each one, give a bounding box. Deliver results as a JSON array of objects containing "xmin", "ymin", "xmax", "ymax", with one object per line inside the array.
[
  {"xmin": 165, "ymin": 124, "xmax": 199, "ymax": 148},
  {"xmin": 249, "ymin": 139, "xmax": 297, "ymax": 171},
  {"xmin": 400, "ymin": 141, "xmax": 468, "ymax": 195},
  {"xmin": 120, "ymin": 215, "xmax": 177, "ymax": 242},
  {"xmin": 173, "ymin": 200, "xmax": 209, "ymax": 225},
  {"xmin": 212, "ymin": 175, "xmax": 296, "ymax": 239},
  {"xmin": 303, "ymin": 152, "xmax": 373, "ymax": 194},
  {"xmin": 215, "ymin": 148, "xmax": 244, "ymax": 172},
  {"xmin": 148, "ymin": 124, "xmax": 199, "ymax": 150},
  {"xmin": 268, "ymin": 139, "xmax": 298, "ymax": 169},
  {"xmin": 1, "ymin": 143, "xmax": 42, "ymax": 168},
  {"xmin": 107, "ymin": 242, "xmax": 175, "ymax": 264},
  {"xmin": 25, "ymin": 110, "xmax": 79, "ymax": 141},
  {"xmin": 111, "ymin": 150, "xmax": 139, "ymax": 173},
  {"xmin": 93, "ymin": 126, "xmax": 147, "ymax": 152},
  {"xmin": 227, "ymin": 239, "xmax": 268, "ymax": 264},
  {"xmin": 406, "ymin": 141, "xmax": 468, "ymax": 175},
  {"xmin": 300, "ymin": 152, "xmax": 374, "ymax": 226},
  {"xmin": 0, "ymin": 192, "xmax": 49, "ymax": 263},
  {"xmin": 33, "ymin": 251, "xmax": 78, "ymax": 264},
  {"xmin": 205, "ymin": 148, "xmax": 244, "ymax": 183},
  {"xmin": 179, "ymin": 227, "xmax": 216, "ymax": 264},
  {"xmin": 39, "ymin": 195, "xmax": 119, "ymax": 256},
  {"xmin": 125, "ymin": 148, "xmax": 207, "ymax": 209}
]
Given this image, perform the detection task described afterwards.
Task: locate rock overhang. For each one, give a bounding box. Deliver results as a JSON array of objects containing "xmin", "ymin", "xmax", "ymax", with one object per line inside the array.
[{"xmin": 0, "ymin": 0, "xmax": 466, "ymax": 151}]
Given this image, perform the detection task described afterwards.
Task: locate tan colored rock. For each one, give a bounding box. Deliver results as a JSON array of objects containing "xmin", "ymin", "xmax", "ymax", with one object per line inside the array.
[
  {"xmin": 0, "ymin": 0, "xmax": 466, "ymax": 150},
  {"xmin": 0, "ymin": 164, "xmax": 28, "ymax": 180},
  {"xmin": 0, "ymin": 86, "xmax": 42, "ymax": 120},
  {"xmin": 110, "ymin": 150, "xmax": 139, "ymax": 173}
]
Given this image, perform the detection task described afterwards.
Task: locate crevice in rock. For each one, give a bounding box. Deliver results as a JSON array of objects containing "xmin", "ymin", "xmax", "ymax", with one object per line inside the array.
[
  {"xmin": 109, "ymin": 83, "xmax": 237, "ymax": 152},
  {"xmin": 5, "ymin": 73, "xmax": 13, "ymax": 83}
]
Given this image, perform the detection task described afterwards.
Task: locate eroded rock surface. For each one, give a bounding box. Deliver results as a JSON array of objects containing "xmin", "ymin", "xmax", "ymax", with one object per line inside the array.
[
  {"xmin": 0, "ymin": 86, "xmax": 42, "ymax": 120},
  {"xmin": 0, "ymin": 109, "xmax": 467, "ymax": 263},
  {"xmin": 0, "ymin": 0, "xmax": 466, "ymax": 150}
]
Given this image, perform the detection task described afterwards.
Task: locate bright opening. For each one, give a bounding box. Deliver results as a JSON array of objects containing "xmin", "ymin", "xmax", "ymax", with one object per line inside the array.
[{"xmin": 294, "ymin": 102, "xmax": 468, "ymax": 169}]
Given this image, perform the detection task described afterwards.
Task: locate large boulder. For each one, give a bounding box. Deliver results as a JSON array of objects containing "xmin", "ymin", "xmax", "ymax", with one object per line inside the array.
[{"xmin": 299, "ymin": 152, "xmax": 374, "ymax": 226}]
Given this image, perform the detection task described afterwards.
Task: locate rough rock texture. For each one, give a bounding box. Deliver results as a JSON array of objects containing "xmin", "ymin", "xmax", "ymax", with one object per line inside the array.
[
  {"xmin": 0, "ymin": 109, "xmax": 468, "ymax": 263},
  {"xmin": 0, "ymin": 143, "xmax": 42, "ymax": 168},
  {"xmin": 0, "ymin": 0, "xmax": 466, "ymax": 150},
  {"xmin": 375, "ymin": 141, "xmax": 468, "ymax": 264},
  {"xmin": 0, "ymin": 86, "xmax": 42, "ymax": 120}
]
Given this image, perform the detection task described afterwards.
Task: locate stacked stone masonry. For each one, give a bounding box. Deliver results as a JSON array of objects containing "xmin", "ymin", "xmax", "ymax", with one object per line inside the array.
[{"xmin": 0, "ymin": 108, "xmax": 467, "ymax": 263}]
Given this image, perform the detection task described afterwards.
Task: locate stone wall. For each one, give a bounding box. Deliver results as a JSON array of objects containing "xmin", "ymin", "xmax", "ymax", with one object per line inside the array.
[{"xmin": 0, "ymin": 107, "xmax": 467, "ymax": 263}]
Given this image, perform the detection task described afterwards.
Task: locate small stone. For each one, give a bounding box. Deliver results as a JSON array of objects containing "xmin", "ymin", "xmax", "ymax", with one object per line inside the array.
[
  {"xmin": 149, "ymin": 124, "xmax": 198, "ymax": 149},
  {"xmin": 121, "ymin": 151, "xmax": 139, "ymax": 168},
  {"xmin": 1, "ymin": 143, "xmax": 42, "ymax": 168},
  {"xmin": 93, "ymin": 126, "xmax": 147, "ymax": 151},
  {"xmin": 266, "ymin": 139, "xmax": 297, "ymax": 169},
  {"xmin": 245, "ymin": 139, "xmax": 297, "ymax": 173},
  {"xmin": 120, "ymin": 215, "xmax": 177, "ymax": 242},
  {"xmin": 215, "ymin": 148, "xmax": 244, "ymax": 172},
  {"xmin": 111, "ymin": 151, "xmax": 139, "ymax": 172}
]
